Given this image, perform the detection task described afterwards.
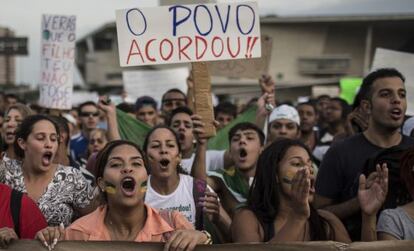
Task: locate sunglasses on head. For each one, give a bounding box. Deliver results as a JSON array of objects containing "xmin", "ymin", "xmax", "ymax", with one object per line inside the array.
[{"xmin": 80, "ymin": 111, "xmax": 99, "ymax": 117}]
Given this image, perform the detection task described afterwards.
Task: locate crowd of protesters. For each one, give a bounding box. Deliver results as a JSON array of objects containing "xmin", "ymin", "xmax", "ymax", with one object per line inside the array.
[{"xmin": 1, "ymin": 67, "xmax": 414, "ymax": 250}]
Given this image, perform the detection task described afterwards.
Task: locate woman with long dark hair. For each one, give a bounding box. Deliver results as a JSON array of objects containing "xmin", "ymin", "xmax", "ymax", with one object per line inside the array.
[
  {"xmin": 35, "ymin": 140, "xmax": 211, "ymax": 250},
  {"xmin": 231, "ymin": 138, "xmax": 388, "ymax": 242},
  {"xmin": 0, "ymin": 114, "xmax": 96, "ymax": 227}
]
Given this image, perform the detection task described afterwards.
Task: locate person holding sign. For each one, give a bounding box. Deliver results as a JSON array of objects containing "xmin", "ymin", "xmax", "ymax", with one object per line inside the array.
[
  {"xmin": 231, "ymin": 139, "xmax": 388, "ymax": 242},
  {"xmin": 35, "ymin": 140, "xmax": 212, "ymax": 250}
]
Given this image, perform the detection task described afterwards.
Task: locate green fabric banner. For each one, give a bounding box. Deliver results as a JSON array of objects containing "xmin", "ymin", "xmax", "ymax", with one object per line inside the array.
[
  {"xmin": 116, "ymin": 109, "xmax": 151, "ymax": 148},
  {"xmin": 339, "ymin": 78, "xmax": 363, "ymax": 105},
  {"xmin": 116, "ymin": 105, "xmax": 257, "ymax": 150},
  {"xmin": 207, "ymin": 105, "xmax": 257, "ymax": 150}
]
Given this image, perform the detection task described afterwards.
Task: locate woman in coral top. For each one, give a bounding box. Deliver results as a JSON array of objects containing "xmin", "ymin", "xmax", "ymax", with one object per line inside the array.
[{"xmin": 36, "ymin": 140, "xmax": 211, "ymax": 250}]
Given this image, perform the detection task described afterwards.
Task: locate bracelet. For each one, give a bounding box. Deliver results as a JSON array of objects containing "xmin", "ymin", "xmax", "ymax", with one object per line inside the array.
[{"xmin": 201, "ymin": 230, "xmax": 212, "ymax": 244}]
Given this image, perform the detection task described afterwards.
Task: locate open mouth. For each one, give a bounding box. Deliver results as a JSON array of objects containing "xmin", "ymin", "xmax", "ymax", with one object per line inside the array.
[
  {"xmin": 121, "ymin": 177, "xmax": 136, "ymax": 194},
  {"xmin": 239, "ymin": 148, "xmax": 247, "ymax": 158},
  {"xmin": 5, "ymin": 132, "xmax": 15, "ymax": 140},
  {"xmin": 178, "ymin": 133, "xmax": 185, "ymax": 141},
  {"xmin": 41, "ymin": 151, "xmax": 53, "ymax": 166},
  {"xmin": 390, "ymin": 108, "xmax": 402, "ymax": 118},
  {"xmin": 160, "ymin": 159, "xmax": 170, "ymax": 168}
]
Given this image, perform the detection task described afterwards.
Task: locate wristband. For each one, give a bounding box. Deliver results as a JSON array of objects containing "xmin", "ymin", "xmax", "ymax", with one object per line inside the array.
[{"xmin": 201, "ymin": 230, "xmax": 212, "ymax": 244}]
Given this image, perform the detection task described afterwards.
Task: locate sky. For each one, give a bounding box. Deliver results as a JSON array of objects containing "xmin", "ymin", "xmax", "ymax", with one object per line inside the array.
[{"xmin": 1, "ymin": 0, "xmax": 414, "ymax": 85}]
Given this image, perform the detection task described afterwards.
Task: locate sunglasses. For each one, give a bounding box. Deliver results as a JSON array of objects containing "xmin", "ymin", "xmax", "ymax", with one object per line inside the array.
[{"xmin": 80, "ymin": 112, "xmax": 99, "ymax": 117}]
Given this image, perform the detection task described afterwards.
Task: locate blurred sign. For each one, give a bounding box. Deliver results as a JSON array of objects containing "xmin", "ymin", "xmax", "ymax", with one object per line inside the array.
[
  {"xmin": 0, "ymin": 37, "xmax": 28, "ymax": 55},
  {"xmin": 39, "ymin": 14, "xmax": 76, "ymax": 110},
  {"xmin": 122, "ymin": 67, "xmax": 188, "ymax": 106},
  {"xmin": 372, "ymin": 48, "xmax": 414, "ymax": 115},
  {"xmin": 339, "ymin": 78, "xmax": 362, "ymax": 105},
  {"xmin": 208, "ymin": 35, "xmax": 272, "ymax": 79}
]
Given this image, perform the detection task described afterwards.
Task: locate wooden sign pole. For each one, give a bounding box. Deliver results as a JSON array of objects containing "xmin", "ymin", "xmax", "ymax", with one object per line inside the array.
[{"xmin": 191, "ymin": 62, "xmax": 216, "ymax": 138}]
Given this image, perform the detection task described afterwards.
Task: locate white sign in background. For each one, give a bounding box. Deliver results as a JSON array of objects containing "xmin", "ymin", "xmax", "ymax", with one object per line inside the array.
[
  {"xmin": 39, "ymin": 14, "xmax": 76, "ymax": 110},
  {"xmin": 371, "ymin": 48, "xmax": 414, "ymax": 115},
  {"xmin": 122, "ymin": 67, "xmax": 189, "ymax": 107},
  {"xmin": 116, "ymin": 2, "xmax": 261, "ymax": 67}
]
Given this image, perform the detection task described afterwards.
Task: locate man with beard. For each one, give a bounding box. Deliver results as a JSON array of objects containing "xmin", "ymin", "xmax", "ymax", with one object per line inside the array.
[
  {"xmin": 207, "ymin": 122, "xmax": 265, "ymax": 217},
  {"xmin": 314, "ymin": 68, "xmax": 414, "ymax": 240},
  {"xmin": 168, "ymin": 107, "xmax": 232, "ymax": 175}
]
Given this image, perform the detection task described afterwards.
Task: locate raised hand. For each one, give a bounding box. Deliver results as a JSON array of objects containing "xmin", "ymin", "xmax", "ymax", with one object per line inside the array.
[
  {"xmin": 97, "ymin": 96, "xmax": 116, "ymax": 116},
  {"xmin": 198, "ymin": 191, "xmax": 220, "ymax": 222},
  {"xmin": 191, "ymin": 114, "xmax": 218, "ymax": 145},
  {"xmin": 358, "ymin": 163, "xmax": 388, "ymax": 216},
  {"xmin": 259, "ymin": 74, "xmax": 275, "ymax": 94},
  {"xmin": 0, "ymin": 227, "xmax": 18, "ymax": 248},
  {"xmin": 289, "ymin": 168, "xmax": 311, "ymax": 219}
]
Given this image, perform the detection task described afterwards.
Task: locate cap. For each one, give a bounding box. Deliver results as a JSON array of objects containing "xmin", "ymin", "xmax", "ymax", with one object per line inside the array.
[
  {"xmin": 269, "ymin": 104, "xmax": 300, "ymax": 126},
  {"xmin": 62, "ymin": 113, "xmax": 77, "ymax": 126}
]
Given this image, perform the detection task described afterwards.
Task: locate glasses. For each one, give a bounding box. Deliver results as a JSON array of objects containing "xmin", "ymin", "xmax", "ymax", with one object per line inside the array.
[{"xmin": 80, "ymin": 112, "xmax": 99, "ymax": 117}]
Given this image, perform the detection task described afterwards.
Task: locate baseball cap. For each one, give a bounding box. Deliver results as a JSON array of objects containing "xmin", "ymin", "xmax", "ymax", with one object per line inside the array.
[{"xmin": 269, "ymin": 104, "xmax": 300, "ymax": 126}]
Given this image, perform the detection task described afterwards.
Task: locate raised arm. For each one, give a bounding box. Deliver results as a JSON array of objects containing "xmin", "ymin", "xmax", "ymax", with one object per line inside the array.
[{"xmin": 97, "ymin": 96, "xmax": 121, "ymax": 141}]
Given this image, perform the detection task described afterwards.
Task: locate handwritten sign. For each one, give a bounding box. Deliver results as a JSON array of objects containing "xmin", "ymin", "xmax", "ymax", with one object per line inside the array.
[
  {"xmin": 122, "ymin": 67, "xmax": 188, "ymax": 106},
  {"xmin": 39, "ymin": 14, "xmax": 76, "ymax": 110},
  {"xmin": 116, "ymin": 2, "xmax": 261, "ymax": 67},
  {"xmin": 371, "ymin": 48, "xmax": 414, "ymax": 115},
  {"xmin": 208, "ymin": 35, "xmax": 272, "ymax": 79}
]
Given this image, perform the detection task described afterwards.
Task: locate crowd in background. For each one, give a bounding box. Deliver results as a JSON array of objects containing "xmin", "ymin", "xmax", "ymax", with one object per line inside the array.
[{"xmin": 1, "ymin": 67, "xmax": 414, "ymax": 249}]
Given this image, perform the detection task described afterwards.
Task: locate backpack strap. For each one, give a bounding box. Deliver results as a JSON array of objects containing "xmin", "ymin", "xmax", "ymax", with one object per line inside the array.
[
  {"xmin": 10, "ymin": 189, "xmax": 23, "ymax": 238},
  {"xmin": 193, "ymin": 178, "xmax": 207, "ymax": 231}
]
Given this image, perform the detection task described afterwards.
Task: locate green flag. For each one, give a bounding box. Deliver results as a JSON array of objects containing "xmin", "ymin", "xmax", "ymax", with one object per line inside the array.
[
  {"xmin": 207, "ymin": 105, "xmax": 257, "ymax": 150},
  {"xmin": 116, "ymin": 105, "xmax": 257, "ymax": 150},
  {"xmin": 339, "ymin": 78, "xmax": 363, "ymax": 105},
  {"xmin": 116, "ymin": 109, "xmax": 151, "ymax": 148}
]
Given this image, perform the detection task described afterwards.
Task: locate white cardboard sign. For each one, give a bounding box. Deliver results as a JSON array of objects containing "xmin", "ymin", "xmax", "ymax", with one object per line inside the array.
[
  {"xmin": 122, "ymin": 67, "xmax": 189, "ymax": 106},
  {"xmin": 371, "ymin": 48, "xmax": 414, "ymax": 115},
  {"xmin": 39, "ymin": 14, "xmax": 76, "ymax": 110},
  {"xmin": 116, "ymin": 2, "xmax": 261, "ymax": 67}
]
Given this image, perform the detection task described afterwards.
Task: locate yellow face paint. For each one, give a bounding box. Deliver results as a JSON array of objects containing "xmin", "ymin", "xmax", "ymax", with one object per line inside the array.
[
  {"xmin": 140, "ymin": 181, "xmax": 147, "ymax": 193},
  {"xmin": 282, "ymin": 169, "xmax": 297, "ymax": 185},
  {"xmin": 105, "ymin": 186, "xmax": 116, "ymax": 194},
  {"xmin": 104, "ymin": 181, "xmax": 117, "ymax": 194},
  {"xmin": 224, "ymin": 167, "xmax": 235, "ymax": 176}
]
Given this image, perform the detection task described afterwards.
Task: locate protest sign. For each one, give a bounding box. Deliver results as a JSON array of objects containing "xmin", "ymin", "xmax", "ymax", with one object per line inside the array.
[
  {"xmin": 115, "ymin": 2, "xmax": 261, "ymax": 67},
  {"xmin": 192, "ymin": 62, "xmax": 216, "ymax": 137},
  {"xmin": 208, "ymin": 35, "xmax": 272, "ymax": 79},
  {"xmin": 122, "ymin": 67, "xmax": 188, "ymax": 106},
  {"xmin": 39, "ymin": 14, "xmax": 76, "ymax": 109},
  {"xmin": 371, "ymin": 48, "xmax": 414, "ymax": 115},
  {"xmin": 339, "ymin": 78, "xmax": 362, "ymax": 105}
]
